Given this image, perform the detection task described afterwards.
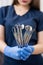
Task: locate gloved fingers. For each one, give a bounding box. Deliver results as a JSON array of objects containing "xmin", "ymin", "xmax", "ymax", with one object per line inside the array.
[
  {"xmin": 23, "ymin": 47, "xmax": 32, "ymax": 53},
  {"xmin": 21, "ymin": 56, "xmax": 27, "ymax": 61},
  {"xmin": 18, "ymin": 47, "xmax": 32, "ymax": 58},
  {"xmin": 20, "ymin": 53, "xmax": 31, "ymax": 61},
  {"xmin": 20, "ymin": 54, "xmax": 27, "ymax": 61},
  {"xmin": 27, "ymin": 46, "xmax": 34, "ymax": 52},
  {"xmin": 18, "ymin": 50, "xmax": 28, "ymax": 59},
  {"xmin": 21, "ymin": 56, "xmax": 29, "ymax": 61},
  {"xmin": 23, "ymin": 46, "xmax": 34, "ymax": 53},
  {"xmin": 19, "ymin": 49, "xmax": 31, "ymax": 60},
  {"xmin": 18, "ymin": 50, "xmax": 27, "ymax": 58},
  {"xmin": 21, "ymin": 49, "xmax": 30, "ymax": 55}
]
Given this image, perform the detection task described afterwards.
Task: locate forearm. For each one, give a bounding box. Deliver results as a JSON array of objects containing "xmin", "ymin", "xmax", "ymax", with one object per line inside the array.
[
  {"xmin": 32, "ymin": 43, "xmax": 43, "ymax": 55},
  {"xmin": 0, "ymin": 40, "xmax": 7, "ymax": 53}
]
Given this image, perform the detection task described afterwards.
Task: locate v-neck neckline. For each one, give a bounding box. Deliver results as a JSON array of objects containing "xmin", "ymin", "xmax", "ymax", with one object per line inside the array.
[{"xmin": 11, "ymin": 5, "xmax": 32, "ymax": 17}]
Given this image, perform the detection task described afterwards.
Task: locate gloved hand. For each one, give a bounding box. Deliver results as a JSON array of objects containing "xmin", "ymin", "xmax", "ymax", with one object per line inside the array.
[
  {"xmin": 19, "ymin": 45, "xmax": 34, "ymax": 61},
  {"xmin": 4, "ymin": 46, "xmax": 22, "ymax": 60}
]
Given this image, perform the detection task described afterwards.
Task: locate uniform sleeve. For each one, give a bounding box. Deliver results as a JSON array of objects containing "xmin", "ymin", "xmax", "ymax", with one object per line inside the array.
[
  {"xmin": 0, "ymin": 7, "xmax": 5, "ymax": 26},
  {"xmin": 37, "ymin": 12, "xmax": 43, "ymax": 32}
]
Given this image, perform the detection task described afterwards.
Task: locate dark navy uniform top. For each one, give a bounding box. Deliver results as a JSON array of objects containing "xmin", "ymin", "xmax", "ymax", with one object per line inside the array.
[{"xmin": 0, "ymin": 5, "xmax": 43, "ymax": 65}]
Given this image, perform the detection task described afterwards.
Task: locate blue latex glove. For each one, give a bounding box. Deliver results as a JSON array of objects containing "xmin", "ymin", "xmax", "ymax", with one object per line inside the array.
[
  {"xmin": 4, "ymin": 46, "xmax": 21, "ymax": 60},
  {"xmin": 19, "ymin": 46, "xmax": 34, "ymax": 61}
]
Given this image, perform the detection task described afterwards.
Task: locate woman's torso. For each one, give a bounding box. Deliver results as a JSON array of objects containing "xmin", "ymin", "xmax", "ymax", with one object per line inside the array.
[{"xmin": 1, "ymin": 5, "xmax": 43, "ymax": 65}]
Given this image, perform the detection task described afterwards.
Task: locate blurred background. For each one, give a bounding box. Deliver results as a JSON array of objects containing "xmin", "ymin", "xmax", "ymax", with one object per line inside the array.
[
  {"xmin": 0, "ymin": 0, "xmax": 43, "ymax": 11},
  {"xmin": 0, "ymin": 0, "xmax": 43, "ymax": 65}
]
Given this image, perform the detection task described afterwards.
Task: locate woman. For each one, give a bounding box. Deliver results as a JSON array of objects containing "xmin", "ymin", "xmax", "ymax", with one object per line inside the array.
[{"xmin": 0, "ymin": 0, "xmax": 43, "ymax": 65}]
